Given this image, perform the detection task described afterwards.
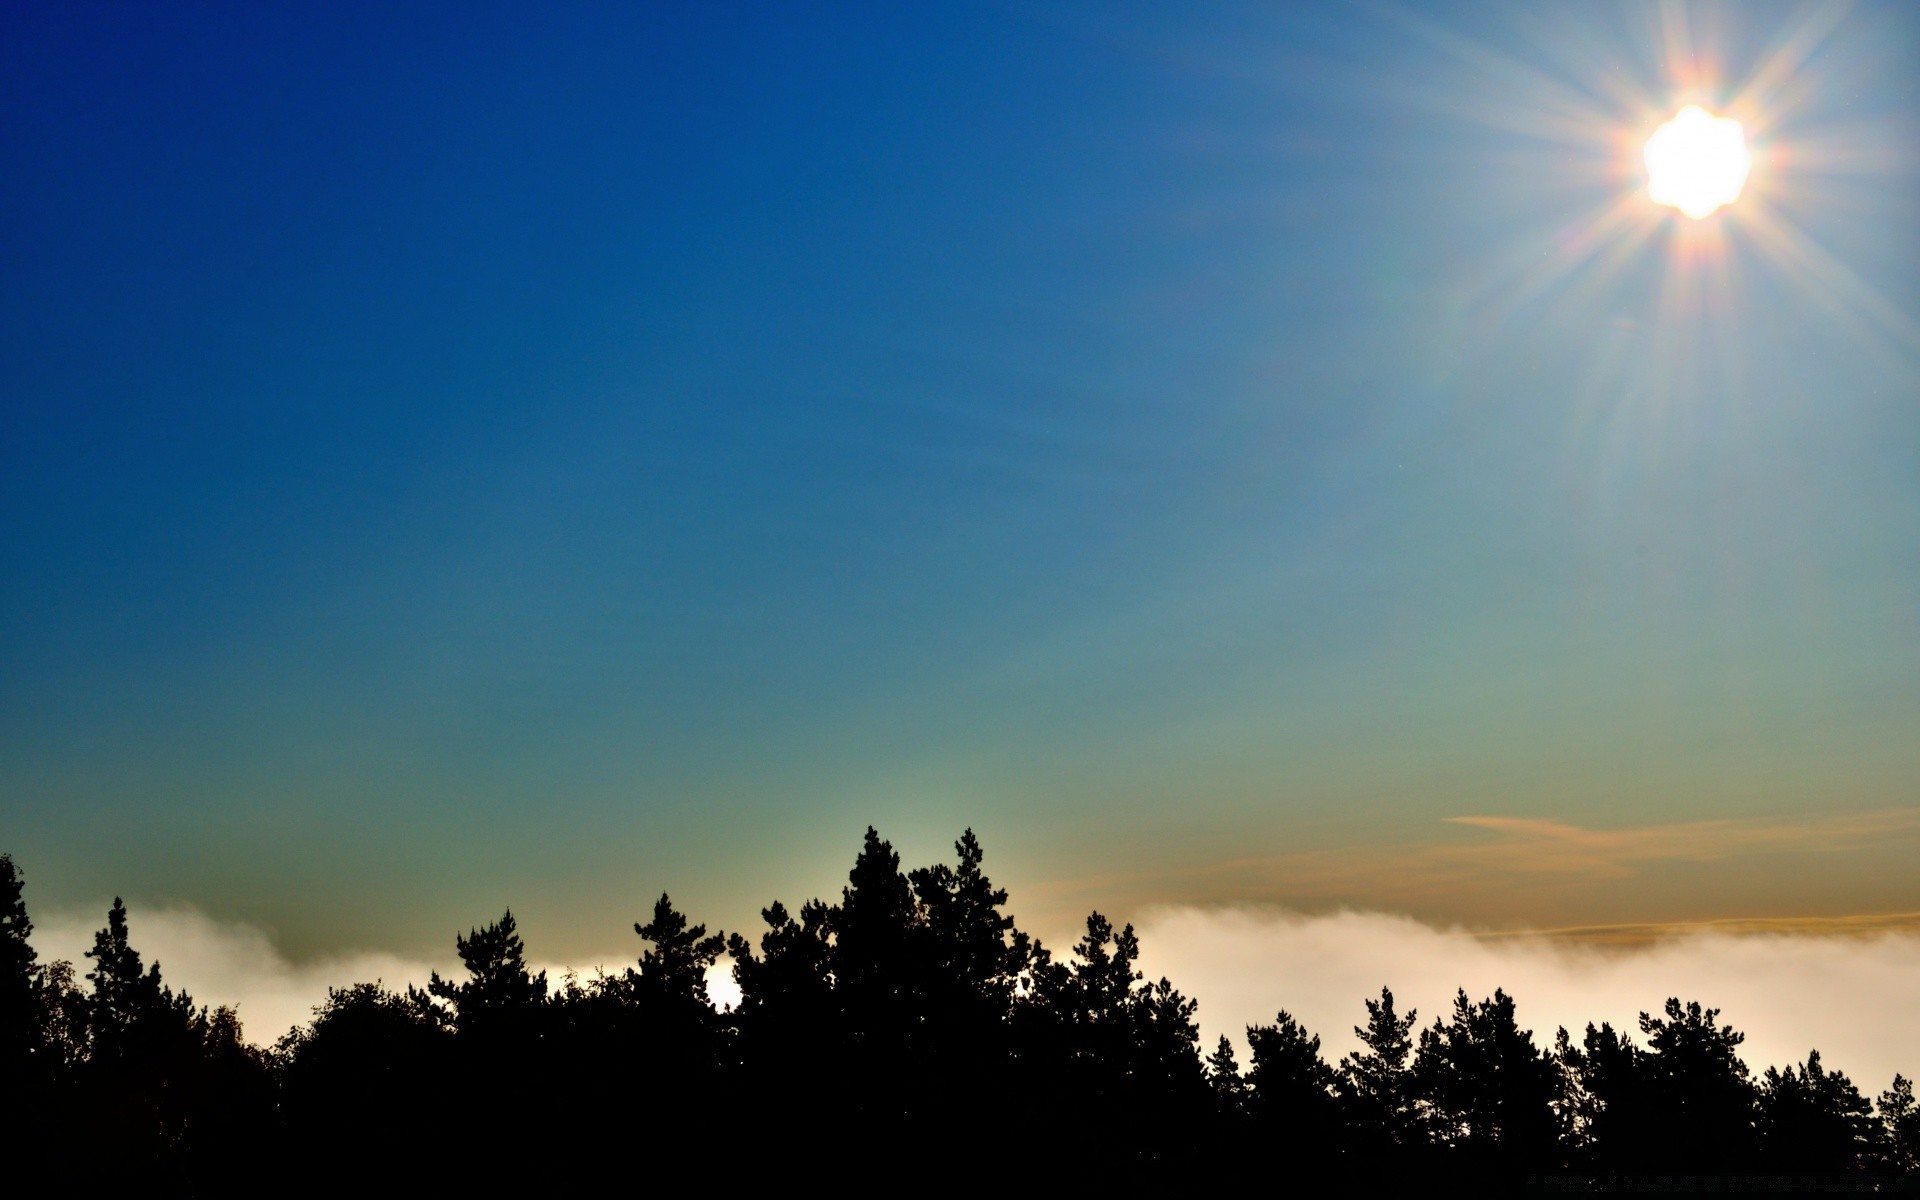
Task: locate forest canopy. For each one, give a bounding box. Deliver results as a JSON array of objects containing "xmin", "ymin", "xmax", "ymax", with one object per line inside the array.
[{"xmin": 3, "ymin": 837, "xmax": 1916, "ymax": 1194}]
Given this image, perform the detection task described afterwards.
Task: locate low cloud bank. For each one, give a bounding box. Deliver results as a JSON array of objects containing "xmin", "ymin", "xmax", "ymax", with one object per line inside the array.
[
  {"xmin": 31, "ymin": 901, "xmax": 1920, "ymax": 1094},
  {"xmin": 1133, "ymin": 906, "xmax": 1920, "ymax": 1095},
  {"xmin": 29, "ymin": 905, "xmax": 738, "ymax": 1045},
  {"xmin": 32, "ymin": 905, "xmax": 448, "ymax": 1045}
]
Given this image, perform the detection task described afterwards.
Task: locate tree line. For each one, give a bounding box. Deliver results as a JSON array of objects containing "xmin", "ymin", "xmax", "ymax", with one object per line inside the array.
[{"xmin": 3, "ymin": 834, "xmax": 1916, "ymax": 1195}]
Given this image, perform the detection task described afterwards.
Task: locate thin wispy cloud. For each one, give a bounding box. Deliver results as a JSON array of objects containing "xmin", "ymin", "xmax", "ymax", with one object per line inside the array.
[
  {"xmin": 1435, "ymin": 808, "xmax": 1920, "ymax": 879},
  {"xmin": 1220, "ymin": 806, "xmax": 1920, "ymax": 891},
  {"xmin": 1023, "ymin": 807, "xmax": 1920, "ymax": 924}
]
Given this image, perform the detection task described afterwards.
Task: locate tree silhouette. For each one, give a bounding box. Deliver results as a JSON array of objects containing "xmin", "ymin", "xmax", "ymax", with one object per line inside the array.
[
  {"xmin": 422, "ymin": 909, "xmax": 553, "ymax": 1185},
  {"xmin": 4, "ymin": 835, "xmax": 1918, "ymax": 1189},
  {"xmin": 1206, "ymin": 1034, "xmax": 1247, "ymax": 1110},
  {"xmin": 728, "ymin": 898, "xmax": 835, "ymax": 1026},
  {"xmin": 1246, "ymin": 1010, "xmax": 1343, "ymax": 1162},
  {"xmin": 1413, "ymin": 988, "xmax": 1561, "ymax": 1179},
  {"xmin": 0, "ymin": 854, "xmax": 42, "ymax": 1083},
  {"xmin": 1340, "ymin": 985, "xmax": 1423, "ymax": 1171},
  {"xmin": 425, "ymin": 908, "xmax": 547, "ymax": 1032},
  {"xmin": 1755, "ymin": 1049, "xmax": 1878, "ymax": 1175},
  {"xmin": 276, "ymin": 982, "xmax": 451, "ymax": 1188},
  {"xmin": 724, "ymin": 896, "xmax": 838, "ymax": 1173},
  {"xmin": 85, "ymin": 898, "xmax": 198, "ymax": 1068},
  {"xmin": 78, "ymin": 898, "xmax": 271, "ymax": 1188},
  {"xmin": 1879, "ymin": 1074, "xmax": 1919, "ymax": 1176},
  {"xmin": 1555, "ymin": 1021, "xmax": 1655, "ymax": 1174},
  {"xmin": 908, "ymin": 828, "xmax": 1030, "ymax": 1012},
  {"xmin": 605, "ymin": 892, "xmax": 731, "ymax": 1127},
  {"xmin": 905, "ymin": 829, "xmax": 1029, "ymax": 1163},
  {"xmin": 33, "ymin": 956, "xmax": 88, "ymax": 1078},
  {"xmin": 1021, "ymin": 910, "xmax": 1209, "ymax": 1177},
  {"xmin": 1634, "ymin": 998, "xmax": 1757, "ymax": 1173},
  {"xmin": 633, "ymin": 891, "xmax": 726, "ymax": 1005}
]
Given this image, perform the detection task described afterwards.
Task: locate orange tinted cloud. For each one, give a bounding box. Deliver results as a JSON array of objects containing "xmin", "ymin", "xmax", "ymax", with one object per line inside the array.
[{"xmin": 1018, "ymin": 807, "xmax": 1920, "ymax": 935}]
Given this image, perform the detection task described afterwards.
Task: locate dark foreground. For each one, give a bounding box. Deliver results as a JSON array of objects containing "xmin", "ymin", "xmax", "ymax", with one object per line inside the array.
[{"xmin": 3, "ymin": 835, "xmax": 1916, "ymax": 1195}]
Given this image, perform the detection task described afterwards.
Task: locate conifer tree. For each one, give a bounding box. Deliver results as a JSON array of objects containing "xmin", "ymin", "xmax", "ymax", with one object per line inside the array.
[
  {"xmin": 1340, "ymin": 986, "xmax": 1422, "ymax": 1157},
  {"xmin": 1880, "ymin": 1075, "xmax": 1920, "ymax": 1176},
  {"xmin": 0, "ymin": 854, "xmax": 43, "ymax": 1078},
  {"xmin": 1635, "ymin": 998, "xmax": 1757, "ymax": 1172},
  {"xmin": 86, "ymin": 897, "xmax": 195, "ymax": 1066},
  {"xmin": 425, "ymin": 909, "xmax": 547, "ymax": 1031},
  {"xmin": 1413, "ymin": 989, "xmax": 1561, "ymax": 1175},
  {"xmin": 1554, "ymin": 1021, "xmax": 1652, "ymax": 1171},
  {"xmin": 1206, "ymin": 1034, "xmax": 1247, "ymax": 1108},
  {"xmin": 634, "ymin": 892, "xmax": 725, "ymax": 1005},
  {"xmin": 1246, "ymin": 1010, "xmax": 1342, "ymax": 1155},
  {"xmin": 1755, "ymin": 1049, "xmax": 1877, "ymax": 1175},
  {"xmin": 833, "ymin": 826, "xmax": 921, "ymax": 1003},
  {"xmin": 909, "ymin": 828, "xmax": 1030, "ymax": 1012}
]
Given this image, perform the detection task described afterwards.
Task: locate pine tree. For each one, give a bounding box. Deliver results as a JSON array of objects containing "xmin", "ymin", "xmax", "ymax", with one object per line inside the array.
[
  {"xmin": 1756, "ymin": 1049, "xmax": 1877, "ymax": 1175},
  {"xmin": 0, "ymin": 854, "xmax": 43, "ymax": 1078},
  {"xmin": 633, "ymin": 892, "xmax": 725, "ymax": 1005},
  {"xmin": 1554, "ymin": 1021, "xmax": 1654, "ymax": 1172},
  {"xmin": 908, "ymin": 828, "xmax": 1030, "ymax": 1012},
  {"xmin": 79, "ymin": 898, "xmax": 208, "ymax": 1184},
  {"xmin": 426, "ymin": 909, "xmax": 548, "ymax": 1032},
  {"xmin": 1635, "ymin": 998, "xmax": 1757, "ymax": 1172},
  {"xmin": 832, "ymin": 826, "xmax": 921, "ymax": 1004},
  {"xmin": 1246, "ymin": 1010, "xmax": 1342, "ymax": 1156},
  {"xmin": 86, "ymin": 897, "xmax": 194, "ymax": 1066},
  {"xmin": 1340, "ymin": 986, "xmax": 1422, "ymax": 1157},
  {"xmin": 1879, "ymin": 1075, "xmax": 1920, "ymax": 1176},
  {"xmin": 1207, "ymin": 1034, "xmax": 1247, "ymax": 1108},
  {"xmin": 1046, "ymin": 912, "xmax": 1208, "ymax": 1173},
  {"xmin": 1413, "ymin": 989, "xmax": 1561, "ymax": 1176}
]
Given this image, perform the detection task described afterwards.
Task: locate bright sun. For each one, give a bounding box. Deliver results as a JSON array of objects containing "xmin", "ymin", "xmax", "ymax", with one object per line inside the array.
[{"xmin": 1644, "ymin": 104, "xmax": 1751, "ymax": 219}]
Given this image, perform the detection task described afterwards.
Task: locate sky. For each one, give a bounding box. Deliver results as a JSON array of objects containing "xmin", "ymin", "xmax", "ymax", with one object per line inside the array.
[{"xmin": 3, "ymin": 0, "xmax": 1918, "ymax": 1027}]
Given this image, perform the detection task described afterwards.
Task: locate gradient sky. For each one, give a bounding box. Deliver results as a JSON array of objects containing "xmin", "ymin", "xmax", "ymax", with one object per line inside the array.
[{"xmin": 4, "ymin": 1, "xmax": 1917, "ymax": 965}]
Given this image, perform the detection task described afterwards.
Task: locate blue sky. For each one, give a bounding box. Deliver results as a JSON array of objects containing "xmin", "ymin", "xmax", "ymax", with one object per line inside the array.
[{"xmin": 4, "ymin": 2, "xmax": 1916, "ymax": 961}]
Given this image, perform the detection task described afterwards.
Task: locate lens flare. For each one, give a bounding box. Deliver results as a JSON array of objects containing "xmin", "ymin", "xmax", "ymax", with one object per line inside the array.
[{"xmin": 1644, "ymin": 104, "xmax": 1751, "ymax": 219}]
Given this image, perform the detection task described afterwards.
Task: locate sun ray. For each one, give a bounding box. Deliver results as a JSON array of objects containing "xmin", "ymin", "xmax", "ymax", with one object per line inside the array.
[
  {"xmin": 1727, "ymin": 1, "xmax": 1854, "ymax": 136},
  {"xmin": 1736, "ymin": 194, "xmax": 1920, "ymax": 364}
]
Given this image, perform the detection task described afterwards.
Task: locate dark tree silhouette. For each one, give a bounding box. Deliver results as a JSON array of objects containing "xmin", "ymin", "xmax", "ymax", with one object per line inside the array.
[
  {"xmin": 728, "ymin": 897, "xmax": 835, "ymax": 1029},
  {"xmin": 1880, "ymin": 1074, "xmax": 1920, "ymax": 1177},
  {"xmin": 1018, "ymin": 910, "xmax": 1209, "ymax": 1177},
  {"xmin": 1246, "ymin": 1010, "xmax": 1343, "ymax": 1161},
  {"xmin": 1207, "ymin": 1033, "xmax": 1247, "ymax": 1109},
  {"xmin": 78, "ymin": 898, "xmax": 272, "ymax": 1190},
  {"xmin": 909, "ymin": 828, "xmax": 1031, "ymax": 1015},
  {"xmin": 1340, "ymin": 986, "xmax": 1423, "ymax": 1170},
  {"xmin": 583, "ymin": 892, "xmax": 732, "ymax": 1138},
  {"xmin": 1555, "ymin": 1021, "xmax": 1656, "ymax": 1174},
  {"xmin": 723, "ymin": 895, "xmax": 838, "ymax": 1174},
  {"xmin": 1634, "ymin": 998, "xmax": 1758, "ymax": 1173},
  {"xmin": 0, "ymin": 854, "xmax": 43, "ymax": 1082},
  {"xmin": 421, "ymin": 909, "xmax": 553, "ymax": 1186},
  {"xmin": 1755, "ymin": 1049, "xmax": 1878, "ymax": 1175},
  {"xmin": 33, "ymin": 956, "xmax": 88, "ymax": 1079},
  {"xmin": 1413, "ymin": 988, "xmax": 1562, "ymax": 1179},
  {"xmin": 905, "ymin": 829, "xmax": 1030, "ymax": 1163},
  {"xmin": 276, "ymin": 982, "xmax": 451, "ymax": 1187},
  {"xmin": 823, "ymin": 826, "xmax": 931, "ymax": 1162},
  {"xmin": 633, "ymin": 891, "xmax": 725, "ymax": 1004},
  {"xmin": 425, "ymin": 908, "xmax": 547, "ymax": 1032},
  {"xmin": 2, "ymin": 837, "xmax": 1914, "ymax": 1190}
]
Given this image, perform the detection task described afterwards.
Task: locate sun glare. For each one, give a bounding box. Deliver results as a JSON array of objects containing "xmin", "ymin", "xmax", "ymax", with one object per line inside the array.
[{"xmin": 1644, "ymin": 105, "xmax": 1751, "ymax": 219}]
